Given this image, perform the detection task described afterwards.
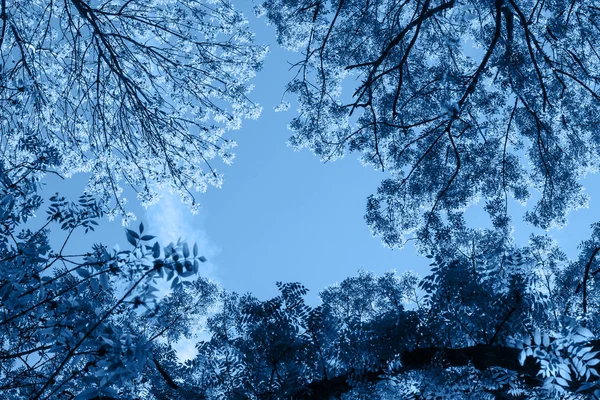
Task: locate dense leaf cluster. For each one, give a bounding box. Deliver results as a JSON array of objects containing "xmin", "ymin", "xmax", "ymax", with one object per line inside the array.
[
  {"xmin": 0, "ymin": 0, "xmax": 266, "ymax": 221},
  {"xmin": 262, "ymin": 0, "xmax": 600, "ymax": 245},
  {"xmin": 0, "ymin": 158, "xmax": 218, "ymax": 399},
  {"xmin": 153, "ymin": 234, "xmax": 600, "ymax": 399}
]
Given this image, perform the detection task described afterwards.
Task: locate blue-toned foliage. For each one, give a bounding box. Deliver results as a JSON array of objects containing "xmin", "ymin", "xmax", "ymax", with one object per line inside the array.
[
  {"xmin": 4, "ymin": 0, "xmax": 600, "ymax": 398},
  {"xmin": 0, "ymin": 159, "xmax": 218, "ymax": 399},
  {"xmin": 261, "ymin": 0, "xmax": 600, "ymax": 246},
  {"xmin": 0, "ymin": 0, "xmax": 266, "ymax": 222}
]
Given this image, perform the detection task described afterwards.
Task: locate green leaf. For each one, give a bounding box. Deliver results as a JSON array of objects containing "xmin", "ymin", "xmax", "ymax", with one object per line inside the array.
[
  {"xmin": 171, "ymin": 276, "xmax": 180, "ymax": 290},
  {"xmin": 74, "ymin": 388, "xmax": 100, "ymax": 400},
  {"xmin": 558, "ymin": 367, "xmax": 571, "ymax": 381},
  {"xmin": 578, "ymin": 347, "xmax": 593, "ymax": 357},
  {"xmin": 100, "ymin": 273, "xmax": 109, "ymax": 289},
  {"xmin": 90, "ymin": 278, "xmax": 100, "ymax": 293}
]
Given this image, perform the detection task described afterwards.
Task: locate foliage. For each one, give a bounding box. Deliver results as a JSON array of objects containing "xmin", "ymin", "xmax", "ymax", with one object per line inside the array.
[
  {"xmin": 261, "ymin": 0, "xmax": 600, "ymax": 246},
  {"xmin": 149, "ymin": 234, "xmax": 600, "ymax": 399},
  {"xmin": 0, "ymin": 160, "xmax": 218, "ymax": 399},
  {"xmin": 0, "ymin": 0, "xmax": 266, "ymax": 221},
  {"xmin": 5, "ymin": 0, "xmax": 600, "ymax": 399}
]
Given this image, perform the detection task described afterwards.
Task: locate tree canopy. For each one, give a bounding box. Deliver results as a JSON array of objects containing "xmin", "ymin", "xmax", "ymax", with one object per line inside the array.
[
  {"xmin": 261, "ymin": 0, "xmax": 600, "ymax": 246},
  {"xmin": 0, "ymin": 156, "xmax": 218, "ymax": 398},
  {"xmin": 3, "ymin": 0, "xmax": 600, "ymax": 399},
  {"xmin": 1, "ymin": 0, "xmax": 265, "ymax": 221}
]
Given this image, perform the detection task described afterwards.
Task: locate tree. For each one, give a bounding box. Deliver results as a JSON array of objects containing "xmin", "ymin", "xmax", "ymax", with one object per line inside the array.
[
  {"xmin": 0, "ymin": 156, "xmax": 218, "ymax": 399},
  {"xmin": 158, "ymin": 231, "xmax": 600, "ymax": 399},
  {"xmin": 6, "ymin": 0, "xmax": 600, "ymax": 399},
  {"xmin": 0, "ymin": 0, "xmax": 266, "ymax": 221},
  {"xmin": 260, "ymin": 0, "xmax": 600, "ymax": 246}
]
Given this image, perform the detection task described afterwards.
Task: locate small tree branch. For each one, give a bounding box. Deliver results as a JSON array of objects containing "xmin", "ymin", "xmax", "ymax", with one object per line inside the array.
[
  {"xmin": 576, "ymin": 247, "xmax": 600, "ymax": 314},
  {"xmin": 153, "ymin": 357, "xmax": 179, "ymax": 389}
]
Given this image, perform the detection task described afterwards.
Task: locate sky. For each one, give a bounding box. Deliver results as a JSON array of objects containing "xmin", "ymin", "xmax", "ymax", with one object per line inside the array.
[
  {"xmin": 35, "ymin": 4, "xmax": 429, "ymax": 306},
  {"xmin": 145, "ymin": 42, "xmax": 432, "ymax": 303},
  {"xmin": 36, "ymin": 1, "xmax": 600, "ymax": 309}
]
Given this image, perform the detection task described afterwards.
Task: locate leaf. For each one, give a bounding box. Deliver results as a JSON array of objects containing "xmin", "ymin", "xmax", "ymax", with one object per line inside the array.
[
  {"xmin": 139, "ymin": 222, "xmax": 144, "ymax": 233},
  {"xmin": 199, "ymin": 256, "xmax": 207, "ymax": 263},
  {"xmin": 555, "ymin": 377, "xmax": 569, "ymax": 387},
  {"xmin": 75, "ymin": 268, "xmax": 90, "ymax": 278},
  {"xmin": 175, "ymin": 262, "xmax": 183, "ymax": 274},
  {"xmin": 578, "ymin": 347, "xmax": 594, "ymax": 357},
  {"xmin": 74, "ymin": 388, "xmax": 101, "ymax": 400},
  {"xmin": 126, "ymin": 228, "xmax": 140, "ymax": 239},
  {"xmin": 558, "ymin": 367, "xmax": 571, "ymax": 382},
  {"xmin": 100, "ymin": 273, "xmax": 109, "ymax": 289},
  {"xmin": 518, "ymin": 350, "xmax": 526, "ymax": 366},
  {"xmin": 534, "ymin": 329, "xmax": 541, "ymax": 346},
  {"xmin": 125, "ymin": 229, "xmax": 138, "ymax": 246},
  {"xmin": 152, "ymin": 242, "xmax": 160, "ymax": 258},
  {"xmin": 193, "ymin": 243, "xmax": 198, "ymax": 257},
  {"xmin": 543, "ymin": 332, "xmax": 550, "ymax": 347},
  {"xmin": 90, "ymin": 278, "xmax": 100, "ymax": 293},
  {"xmin": 140, "ymin": 235, "xmax": 155, "ymax": 241},
  {"xmin": 101, "ymin": 388, "xmax": 119, "ymax": 398},
  {"xmin": 542, "ymin": 377, "xmax": 554, "ymax": 390},
  {"xmin": 515, "ymin": 341, "xmax": 523, "ymax": 350},
  {"xmin": 183, "ymin": 242, "xmax": 190, "ymax": 258},
  {"xmin": 576, "ymin": 327, "xmax": 594, "ymax": 339}
]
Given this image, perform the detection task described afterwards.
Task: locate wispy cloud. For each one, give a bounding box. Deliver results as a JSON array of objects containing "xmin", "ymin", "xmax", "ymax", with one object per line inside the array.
[
  {"xmin": 144, "ymin": 190, "xmax": 220, "ymax": 280},
  {"xmin": 144, "ymin": 190, "xmax": 221, "ymax": 362}
]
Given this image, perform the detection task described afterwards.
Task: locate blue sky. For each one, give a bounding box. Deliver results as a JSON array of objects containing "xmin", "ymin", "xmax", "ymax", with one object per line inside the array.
[
  {"xmin": 37, "ymin": 1, "xmax": 600, "ymax": 307},
  {"xmin": 141, "ymin": 5, "xmax": 432, "ymax": 303}
]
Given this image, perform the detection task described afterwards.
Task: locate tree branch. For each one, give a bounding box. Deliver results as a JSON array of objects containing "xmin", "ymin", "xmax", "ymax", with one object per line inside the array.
[
  {"xmin": 294, "ymin": 344, "xmax": 546, "ymax": 399},
  {"xmin": 576, "ymin": 246, "xmax": 600, "ymax": 314},
  {"xmin": 153, "ymin": 356, "xmax": 179, "ymax": 389}
]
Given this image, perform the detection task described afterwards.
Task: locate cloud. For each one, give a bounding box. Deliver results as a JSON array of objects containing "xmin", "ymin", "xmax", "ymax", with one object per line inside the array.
[
  {"xmin": 144, "ymin": 190, "xmax": 220, "ymax": 280},
  {"xmin": 144, "ymin": 190, "xmax": 221, "ymax": 362}
]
